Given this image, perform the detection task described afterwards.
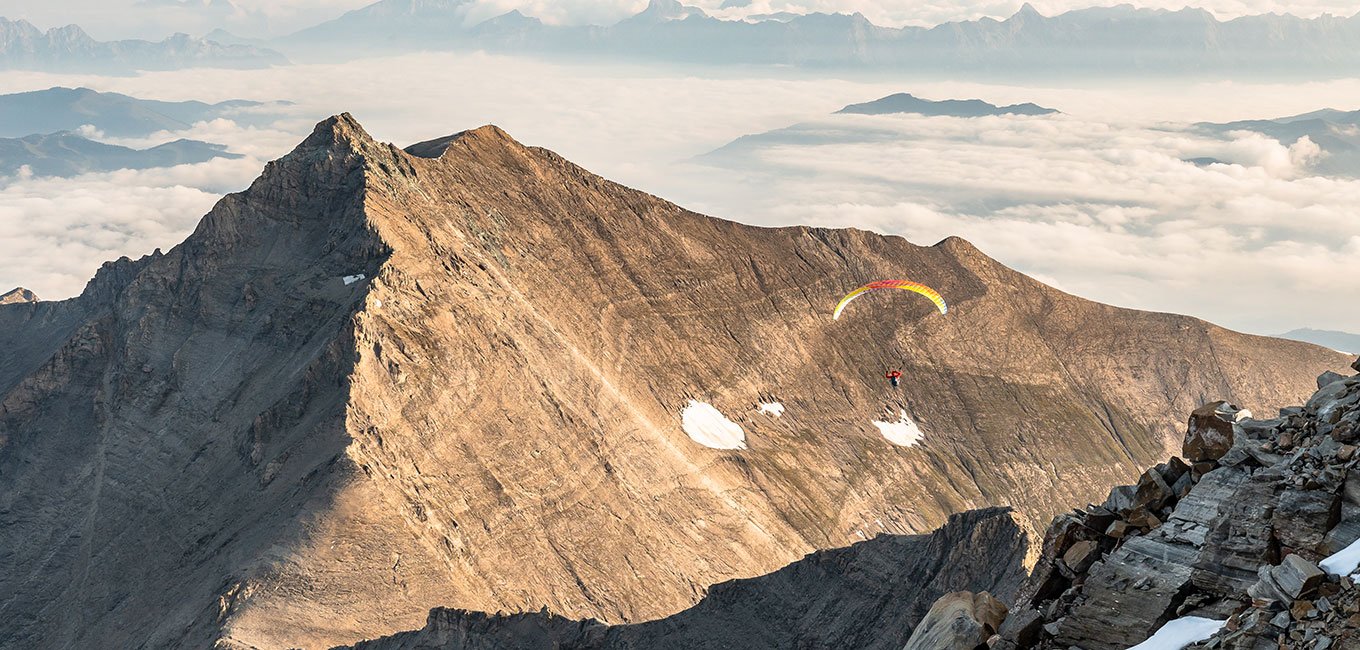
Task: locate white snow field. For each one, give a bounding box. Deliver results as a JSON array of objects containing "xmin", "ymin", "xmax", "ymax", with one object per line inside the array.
[
  {"xmin": 1127, "ymin": 617, "xmax": 1226, "ymax": 650},
  {"xmin": 1321, "ymin": 537, "xmax": 1360, "ymax": 576},
  {"xmin": 873, "ymin": 410, "xmax": 925, "ymax": 447},
  {"xmin": 757, "ymin": 402, "xmax": 785, "ymax": 417},
  {"xmin": 681, "ymin": 400, "xmax": 747, "ymax": 450}
]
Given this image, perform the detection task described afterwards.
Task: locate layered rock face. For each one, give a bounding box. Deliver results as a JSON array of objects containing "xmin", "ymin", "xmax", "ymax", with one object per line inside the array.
[
  {"xmin": 0, "ymin": 115, "xmax": 1348, "ymax": 649},
  {"xmin": 993, "ymin": 362, "xmax": 1360, "ymax": 650},
  {"xmin": 343, "ymin": 508, "xmax": 1027, "ymax": 650}
]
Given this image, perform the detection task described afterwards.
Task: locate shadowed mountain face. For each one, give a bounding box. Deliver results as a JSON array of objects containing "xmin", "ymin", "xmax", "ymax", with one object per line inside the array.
[
  {"xmin": 0, "ymin": 115, "xmax": 1347, "ymax": 649},
  {"xmin": 0, "ymin": 87, "xmax": 287, "ymax": 138},
  {"xmin": 342, "ymin": 508, "xmax": 1028, "ymax": 650},
  {"xmin": 0, "ymin": 18, "xmax": 286, "ymax": 73},
  {"xmin": 837, "ymin": 93, "xmax": 1057, "ymax": 117},
  {"xmin": 0, "ymin": 132, "xmax": 240, "ymax": 176}
]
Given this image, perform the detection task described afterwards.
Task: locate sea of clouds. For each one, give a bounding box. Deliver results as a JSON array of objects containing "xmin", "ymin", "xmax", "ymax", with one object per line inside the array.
[{"xmin": 0, "ymin": 52, "xmax": 1356, "ymax": 335}]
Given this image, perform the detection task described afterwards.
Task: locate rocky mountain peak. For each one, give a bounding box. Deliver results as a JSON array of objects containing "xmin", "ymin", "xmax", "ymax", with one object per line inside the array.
[
  {"xmin": 0, "ymin": 287, "xmax": 37, "ymax": 304},
  {"xmin": 402, "ymin": 124, "xmax": 518, "ymax": 159}
]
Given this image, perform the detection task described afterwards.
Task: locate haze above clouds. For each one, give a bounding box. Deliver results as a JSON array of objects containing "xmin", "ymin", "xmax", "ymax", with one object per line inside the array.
[{"xmin": 5, "ymin": 0, "xmax": 1359, "ymax": 39}]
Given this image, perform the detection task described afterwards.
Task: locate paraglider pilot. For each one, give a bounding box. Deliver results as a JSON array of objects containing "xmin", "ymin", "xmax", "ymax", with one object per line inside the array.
[{"xmin": 885, "ymin": 370, "xmax": 902, "ymax": 388}]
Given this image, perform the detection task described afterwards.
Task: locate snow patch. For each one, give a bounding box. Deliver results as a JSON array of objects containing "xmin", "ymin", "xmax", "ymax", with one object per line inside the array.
[
  {"xmin": 681, "ymin": 400, "xmax": 747, "ymax": 450},
  {"xmin": 758, "ymin": 402, "xmax": 785, "ymax": 417},
  {"xmin": 1321, "ymin": 537, "xmax": 1360, "ymax": 577},
  {"xmin": 1234, "ymin": 409, "xmax": 1253, "ymax": 422},
  {"xmin": 873, "ymin": 410, "xmax": 925, "ymax": 447},
  {"xmin": 343, "ymin": 273, "xmax": 366, "ymax": 285},
  {"xmin": 1128, "ymin": 617, "xmax": 1226, "ymax": 650}
]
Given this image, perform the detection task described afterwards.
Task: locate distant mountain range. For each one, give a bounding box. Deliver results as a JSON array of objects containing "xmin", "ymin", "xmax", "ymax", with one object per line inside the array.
[
  {"xmin": 0, "ymin": 132, "xmax": 240, "ymax": 177},
  {"xmin": 0, "ymin": 87, "xmax": 289, "ymax": 138},
  {"xmin": 280, "ymin": 0, "xmax": 1360, "ymax": 77},
  {"xmin": 1199, "ymin": 109, "xmax": 1360, "ymax": 177},
  {"xmin": 1277, "ymin": 328, "xmax": 1360, "ymax": 354},
  {"xmin": 0, "ymin": 17, "xmax": 286, "ymax": 73},
  {"xmin": 837, "ymin": 93, "xmax": 1057, "ymax": 117}
]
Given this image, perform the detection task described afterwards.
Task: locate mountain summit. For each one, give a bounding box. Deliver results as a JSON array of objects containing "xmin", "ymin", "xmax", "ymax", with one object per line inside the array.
[{"xmin": 0, "ymin": 115, "xmax": 1347, "ymax": 648}]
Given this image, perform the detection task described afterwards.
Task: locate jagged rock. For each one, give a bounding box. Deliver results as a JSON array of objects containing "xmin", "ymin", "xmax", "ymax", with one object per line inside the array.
[
  {"xmin": 1063, "ymin": 540, "xmax": 1101, "ymax": 574},
  {"xmin": 1193, "ymin": 484, "xmax": 1277, "ymax": 595},
  {"xmin": 1186, "ymin": 401, "xmax": 1241, "ymax": 462},
  {"xmin": 1273, "ymin": 490, "xmax": 1341, "ymax": 556},
  {"xmin": 1249, "ymin": 555, "xmax": 1325, "ymax": 603},
  {"xmin": 1322, "ymin": 371, "xmax": 1348, "ymax": 389},
  {"xmin": 1135, "ymin": 466, "xmax": 1176, "ymax": 511},
  {"xmin": 902, "ymin": 591, "xmax": 1009, "ymax": 650},
  {"xmin": 1053, "ymin": 533, "xmax": 1200, "ymax": 649},
  {"xmin": 997, "ymin": 608, "xmax": 1044, "ymax": 648}
]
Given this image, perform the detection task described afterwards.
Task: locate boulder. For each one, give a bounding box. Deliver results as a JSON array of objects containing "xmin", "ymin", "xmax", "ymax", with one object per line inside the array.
[
  {"xmin": 1321, "ymin": 371, "xmax": 1347, "ymax": 389},
  {"xmin": 1272, "ymin": 489, "xmax": 1341, "ymax": 555},
  {"xmin": 997, "ymin": 607, "xmax": 1044, "ymax": 649},
  {"xmin": 1249, "ymin": 554, "xmax": 1325, "ymax": 602},
  {"xmin": 1063, "ymin": 540, "xmax": 1101, "ymax": 575},
  {"xmin": 902, "ymin": 591, "xmax": 1008, "ymax": 650},
  {"xmin": 1185, "ymin": 401, "xmax": 1240, "ymax": 462}
]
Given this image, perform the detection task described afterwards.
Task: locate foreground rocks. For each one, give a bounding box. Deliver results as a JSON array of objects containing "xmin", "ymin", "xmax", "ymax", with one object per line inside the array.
[
  {"xmin": 343, "ymin": 509, "xmax": 1028, "ymax": 650},
  {"xmin": 984, "ymin": 363, "xmax": 1360, "ymax": 650}
]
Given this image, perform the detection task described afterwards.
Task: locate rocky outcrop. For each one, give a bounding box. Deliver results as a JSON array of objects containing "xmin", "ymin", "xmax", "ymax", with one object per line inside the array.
[
  {"xmin": 0, "ymin": 115, "xmax": 1348, "ymax": 649},
  {"xmin": 902, "ymin": 591, "xmax": 1009, "ymax": 650},
  {"xmin": 989, "ymin": 364, "xmax": 1360, "ymax": 650},
  {"xmin": 343, "ymin": 508, "xmax": 1028, "ymax": 650}
]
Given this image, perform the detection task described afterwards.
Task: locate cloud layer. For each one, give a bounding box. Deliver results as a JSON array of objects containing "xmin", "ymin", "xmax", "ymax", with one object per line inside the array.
[{"xmin": 0, "ymin": 52, "xmax": 1357, "ymax": 337}]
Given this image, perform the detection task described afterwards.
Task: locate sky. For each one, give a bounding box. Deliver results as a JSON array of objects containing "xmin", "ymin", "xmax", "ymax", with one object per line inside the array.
[
  {"xmin": 0, "ymin": 52, "xmax": 1357, "ymax": 337},
  {"xmin": 3, "ymin": 0, "xmax": 1359, "ymax": 39}
]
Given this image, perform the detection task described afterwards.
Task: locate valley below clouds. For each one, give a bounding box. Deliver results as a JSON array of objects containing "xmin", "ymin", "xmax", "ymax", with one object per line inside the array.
[{"xmin": 2, "ymin": 52, "xmax": 1358, "ymax": 336}]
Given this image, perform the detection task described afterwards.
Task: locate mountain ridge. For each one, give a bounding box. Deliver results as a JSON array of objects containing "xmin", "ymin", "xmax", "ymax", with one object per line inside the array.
[
  {"xmin": 279, "ymin": 2, "xmax": 1360, "ymax": 76},
  {"xmin": 0, "ymin": 114, "xmax": 1348, "ymax": 649}
]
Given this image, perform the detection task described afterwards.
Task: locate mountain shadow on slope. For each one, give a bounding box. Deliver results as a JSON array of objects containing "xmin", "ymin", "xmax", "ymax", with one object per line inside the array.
[{"xmin": 343, "ymin": 508, "xmax": 1028, "ymax": 650}]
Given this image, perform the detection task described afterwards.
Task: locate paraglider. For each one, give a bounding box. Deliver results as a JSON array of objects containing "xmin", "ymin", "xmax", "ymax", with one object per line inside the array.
[
  {"xmin": 885, "ymin": 369, "xmax": 902, "ymax": 388},
  {"xmin": 832, "ymin": 280, "xmax": 947, "ymax": 321}
]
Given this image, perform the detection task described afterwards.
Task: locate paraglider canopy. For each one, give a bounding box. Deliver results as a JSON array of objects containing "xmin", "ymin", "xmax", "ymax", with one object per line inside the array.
[{"xmin": 833, "ymin": 280, "xmax": 947, "ymax": 320}]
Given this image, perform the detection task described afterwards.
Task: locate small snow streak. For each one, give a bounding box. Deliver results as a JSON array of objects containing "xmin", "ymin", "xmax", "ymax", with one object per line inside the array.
[{"xmin": 757, "ymin": 402, "xmax": 785, "ymax": 417}]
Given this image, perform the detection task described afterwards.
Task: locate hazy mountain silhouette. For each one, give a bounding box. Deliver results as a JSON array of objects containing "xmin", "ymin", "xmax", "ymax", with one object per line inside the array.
[{"xmin": 0, "ymin": 86, "xmax": 290, "ymax": 138}]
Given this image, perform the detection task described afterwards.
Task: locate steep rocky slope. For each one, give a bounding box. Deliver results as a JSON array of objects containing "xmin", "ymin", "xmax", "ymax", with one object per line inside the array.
[
  {"xmin": 0, "ymin": 115, "xmax": 1348, "ymax": 649},
  {"xmin": 341, "ymin": 508, "xmax": 1026, "ymax": 650},
  {"xmin": 989, "ymin": 361, "xmax": 1360, "ymax": 649}
]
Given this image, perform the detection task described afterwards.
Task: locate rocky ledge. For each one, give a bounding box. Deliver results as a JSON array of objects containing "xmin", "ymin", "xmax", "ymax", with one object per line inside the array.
[{"xmin": 944, "ymin": 356, "xmax": 1360, "ymax": 650}]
